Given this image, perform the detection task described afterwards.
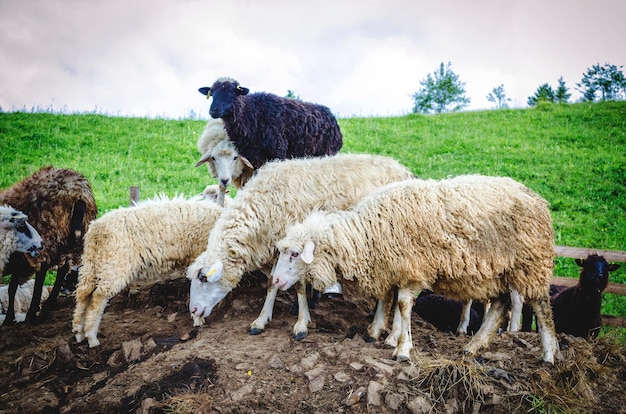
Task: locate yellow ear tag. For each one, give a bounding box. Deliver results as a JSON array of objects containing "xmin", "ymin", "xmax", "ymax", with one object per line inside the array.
[
  {"xmin": 207, "ymin": 268, "xmax": 217, "ymax": 276},
  {"xmin": 206, "ymin": 91, "xmax": 211, "ymax": 99}
]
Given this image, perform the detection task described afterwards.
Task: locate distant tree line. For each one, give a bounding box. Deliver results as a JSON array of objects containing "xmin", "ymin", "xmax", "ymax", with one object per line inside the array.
[{"xmin": 409, "ymin": 61, "xmax": 626, "ymax": 113}]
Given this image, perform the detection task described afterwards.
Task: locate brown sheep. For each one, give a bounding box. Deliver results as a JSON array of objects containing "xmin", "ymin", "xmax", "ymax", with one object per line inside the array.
[{"xmin": 1, "ymin": 166, "xmax": 97, "ymax": 325}]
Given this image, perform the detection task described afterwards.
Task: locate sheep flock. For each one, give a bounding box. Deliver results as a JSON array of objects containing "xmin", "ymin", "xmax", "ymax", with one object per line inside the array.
[{"xmin": 2, "ymin": 78, "xmax": 621, "ymax": 369}]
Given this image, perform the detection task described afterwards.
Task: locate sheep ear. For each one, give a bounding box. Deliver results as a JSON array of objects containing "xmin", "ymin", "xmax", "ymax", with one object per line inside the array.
[
  {"xmin": 198, "ymin": 87, "xmax": 211, "ymax": 98},
  {"xmin": 301, "ymin": 240, "xmax": 315, "ymax": 264},
  {"xmin": 207, "ymin": 260, "xmax": 224, "ymax": 283},
  {"xmin": 241, "ymin": 155, "xmax": 254, "ymax": 170},
  {"xmin": 609, "ymin": 263, "xmax": 621, "ymax": 272},
  {"xmin": 575, "ymin": 258, "xmax": 584, "ymax": 267},
  {"xmin": 196, "ymin": 151, "xmax": 212, "ymax": 167},
  {"xmin": 236, "ymin": 86, "xmax": 249, "ymax": 96}
]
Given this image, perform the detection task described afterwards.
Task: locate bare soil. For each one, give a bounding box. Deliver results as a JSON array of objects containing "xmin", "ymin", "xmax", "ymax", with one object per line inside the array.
[{"xmin": 1, "ymin": 269, "xmax": 625, "ymax": 414}]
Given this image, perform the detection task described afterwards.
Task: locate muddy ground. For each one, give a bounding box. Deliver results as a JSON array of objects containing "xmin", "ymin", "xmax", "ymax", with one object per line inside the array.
[{"xmin": 1, "ymin": 269, "xmax": 625, "ymax": 414}]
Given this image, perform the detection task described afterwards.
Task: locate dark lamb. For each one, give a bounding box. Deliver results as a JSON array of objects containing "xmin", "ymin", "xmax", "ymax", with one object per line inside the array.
[
  {"xmin": 413, "ymin": 290, "xmax": 484, "ymax": 335},
  {"xmin": 199, "ymin": 77, "xmax": 343, "ymax": 169},
  {"xmin": 550, "ymin": 254, "xmax": 620, "ymax": 338},
  {"xmin": 1, "ymin": 166, "xmax": 98, "ymax": 325}
]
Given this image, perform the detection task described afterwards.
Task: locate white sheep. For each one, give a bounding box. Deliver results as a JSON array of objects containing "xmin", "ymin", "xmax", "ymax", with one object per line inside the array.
[
  {"xmin": 0, "ymin": 205, "xmax": 43, "ymax": 273},
  {"xmin": 195, "ymin": 118, "xmax": 254, "ymax": 206},
  {"xmin": 72, "ymin": 194, "xmax": 226, "ymax": 348},
  {"xmin": 273, "ymin": 176, "xmax": 560, "ymax": 363},
  {"xmin": 186, "ymin": 153, "xmax": 414, "ymax": 341},
  {"xmin": 0, "ymin": 280, "xmax": 50, "ymax": 323}
]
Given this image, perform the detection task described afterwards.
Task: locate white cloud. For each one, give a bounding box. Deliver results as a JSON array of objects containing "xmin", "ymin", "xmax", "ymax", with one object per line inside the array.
[{"xmin": 1, "ymin": 0, "xmax": 624, "ymax": 118}]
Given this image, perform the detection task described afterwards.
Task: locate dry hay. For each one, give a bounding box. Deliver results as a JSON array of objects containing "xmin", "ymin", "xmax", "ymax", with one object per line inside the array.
[
  {"xmin": 528, "ymin": 336, "xmax": 614, "ymax": 413},
  {"xmin": 403, "ymin": 353, "xmax": 492, "ymax": 412}
]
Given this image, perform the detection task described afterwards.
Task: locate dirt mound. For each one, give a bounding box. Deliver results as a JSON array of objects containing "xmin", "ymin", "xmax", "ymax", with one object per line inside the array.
[{"xmin": 1, "ymin": 269, "xmax": 625, "ymax": 413}]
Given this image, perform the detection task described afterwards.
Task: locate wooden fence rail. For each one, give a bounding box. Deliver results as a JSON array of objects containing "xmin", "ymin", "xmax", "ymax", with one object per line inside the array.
[{"xmin": 553, "ymin": 245, "xmax": 626, "ymax": 328}]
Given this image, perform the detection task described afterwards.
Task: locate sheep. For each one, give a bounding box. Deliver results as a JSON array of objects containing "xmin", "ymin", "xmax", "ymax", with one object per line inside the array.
[
  {"xmin": 1, "ymin": 166, "xmax": 97, "ymax": 325},
  {"xmin": 0, "ymin": 280, "xmax": 50, "ymax": 323},
  {"xmin": 413, "ymin": 290, "xmax": 484, "ymax": 335},
  {"xmin": 521, "ymin": 284, "xmax": 567, "ymax": 332},
  {"xmin": 0, "ymin": 205, "xmax": 43, "ymax": 273},
  {"xmin": 195, "ymin": 118, "xmax": 254, "ymax": 206},
  {"xmin": 198, "ymin": 77, "xmax": 343, "ymax": 170},
  {"xmin": 457, "ymin": 289, "xmax": 523, "ymax": 335},
  {"xmin": 72, "ymin": 193, "xmax": 226, "ymax": 348},
  {"xmin": 186, "ymin": 153, "xmax": 414, "ymax": 341},
  {"xmin": 550, "ymin": 254, "xmax": 620, "ymax": 338},
  {"xmin": 272, "ymin": 175, "xmax": 560, "ymax": 363}
]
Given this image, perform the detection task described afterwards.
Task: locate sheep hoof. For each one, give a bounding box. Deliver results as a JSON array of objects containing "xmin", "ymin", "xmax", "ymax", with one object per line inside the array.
[
  {"xmin": 394, "ymin": 354, "xmax": 410, "ymax": 363},
  {"xmin": 293, "ymin": 332, "xmax": 307, "ymax": 341},
  {"xmin": 248, "ymin": 327, "xmax": 264, "ymax": 335}
]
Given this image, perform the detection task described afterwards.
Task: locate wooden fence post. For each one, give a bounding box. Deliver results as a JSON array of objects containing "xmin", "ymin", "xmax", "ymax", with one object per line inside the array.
[{"xmin": 130, "ymin": 186, "xmax": 140, "ymax": 206}]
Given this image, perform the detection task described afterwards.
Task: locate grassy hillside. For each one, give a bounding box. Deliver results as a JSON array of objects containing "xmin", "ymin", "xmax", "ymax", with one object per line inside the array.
[{"xmin": 1, "ymin": 101, "xmax": 625, "ymax": 327}]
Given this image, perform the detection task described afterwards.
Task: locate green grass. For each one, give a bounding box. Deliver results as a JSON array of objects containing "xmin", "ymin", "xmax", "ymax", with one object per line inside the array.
[{"xmin": 1, "ymin": 102, "xmax": 625, "ymax": 329}]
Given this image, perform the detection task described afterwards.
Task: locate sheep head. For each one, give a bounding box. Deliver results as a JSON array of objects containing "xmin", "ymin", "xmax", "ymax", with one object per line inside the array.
[
  {"xmin": 575, "ymin": 254, "xmax": 620, "ymax": 292},
  {"xmin": 198, "ymin": 77, "xmax": 250, "ymax": 119}
]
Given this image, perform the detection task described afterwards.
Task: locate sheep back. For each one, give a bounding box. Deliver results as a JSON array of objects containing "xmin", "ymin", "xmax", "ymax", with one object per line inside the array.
[
  {"xmin": 75, "ymin": 198, "xmax": 223, "ymax": 302},
  {"xmin": 192, "ymin": 153, "xmax": 414, "ymax": 288},
  {"xmin": 201, "ymin": 78, "xmax": 343, "ymax": 169},
  {"xmin": 285, "ymin": 175, "xmax": 554, "ymax": 301}
]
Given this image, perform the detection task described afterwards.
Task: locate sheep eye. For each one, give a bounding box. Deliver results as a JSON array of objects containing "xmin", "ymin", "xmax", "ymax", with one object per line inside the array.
[{"xmin": 198, "ymin": 272, "xmax": 208, "ymax": 283}]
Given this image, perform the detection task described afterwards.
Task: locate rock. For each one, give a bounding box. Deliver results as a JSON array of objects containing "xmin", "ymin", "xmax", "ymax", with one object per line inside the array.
[
  {"xmin": 122, "ymin": 339, "xmax": 142, "ymax": 362},
  {"xmin": 167, "ymin": 312, "xmax": 178, "ymax": 322},
  {"xmin": 365, "ymin": 357, "xmax": 395, "ymax": 377},
  {"xmin": 367, "ymin": 381, "xmax": 383, "ymax": 406},
  {"xmin": 349, "ymin": 362, "xmax": 364, "ymax": 371},
  {"xmin": 143, "ymin": 338, "xmax": 157, "ymax": 354},
  {"xmin": 305, "ymin": 365, "xmax": 326, "ymax": 392},
  {"xmin": 231, "ymin": 383, "xmax": 254, "ymax": 402},
  {"xmin": 268, "ymin": 354, "xmax": 285, "ymax": 370},
  {"xmin": 299, "ymin": 352, "xmax": 320, "ymax": 371},
  {"xmin": 407, "ymin": 395, "xmax": 432, "ymax": 414},
  {"xmin": 385, "ymin": 392, "xmax": 404, "ymax": 410},
  {"xmin": 308, "ymin": 374, "xmax": 325, "ymax": 392},
  {"xmin": 333, "ymin": 371, "xmax": 350, "ymax": 383}
]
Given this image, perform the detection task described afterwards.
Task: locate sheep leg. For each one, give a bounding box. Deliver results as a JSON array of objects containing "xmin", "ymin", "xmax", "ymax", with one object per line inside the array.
[
  {"xmin": 457, "ymin": 300, "xmax": 473, "ymax": 335},
  {"xmin": 292, "ymin": 282, "xmax": 311, "ymax": 340},
  {"xmin": 385, "ymin": 287, "xmax": 402, "ymax": 347},
  {"xmin": 2, "ymin": 275, "xmax": 21, "ymax": 326},
  {"xmin": 40, "ymin": 261, "xmax": 70, "ymax": 315},
  {"xmin": 391, "ymin": 288, "xmax": 415, "ymax": 362},
  {"xmin": 367, "ymin": 294, "xmax": 390, "ymax": 341},
  {"xmin": 464, "ymin": 295, "xmax": 507, "ymax": 356},
  {"xmin": 249, "ymin": 282, "xmax": 278, "ymax": 335},
  {"xmin": 72, "ymin": 294, "xmax": 91, "ymax": 343},
  {"xmin": 529, "ymin": 296, "xmax": 560, "ymax": 363},
  {"xmin": 25, "ymin": 265, "xmax": 49, "ymax": 324},
  {"xmin": 82, "ymin": 291, "xmax": 110, "ymax": 348},
  {"xmin": 508, "ymin": 290, "xmax": 523, "ymax": 332}
]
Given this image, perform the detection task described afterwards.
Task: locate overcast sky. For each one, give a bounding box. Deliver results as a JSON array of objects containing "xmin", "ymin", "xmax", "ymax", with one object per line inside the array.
[{"xmin": 1, "ymin": 0, "xmax": 624, "ymax": 119}]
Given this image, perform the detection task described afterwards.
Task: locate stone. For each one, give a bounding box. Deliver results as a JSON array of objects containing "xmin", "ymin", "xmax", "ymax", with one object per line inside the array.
[
  {"xmin": 333, "ymin": 371, "xmax": 351, "ymax": 383},
  {"xmin": 121, "ymin": 338, "xmax": 142, "ymax": 362},
  {"xmin": 367, "ymin": 381, "xmax": 383, "ymax": 406},
  {"xmin": 231, "ymin": 383, "xmax": 254, "ymax": 402},
  {"xmin": 268, "ymin": 354, "xmax": 285, "ymax": 370},
  {"xmin": 299, "ymin": 352, "xmax": 320, "ymax": 371},
  {"xmin": 407, "ymin": 395, "xmax": 432, "ymax": 414},
  {"xmin": 385, "ymin": 392, "xmax": 404, "ymax": 410}
]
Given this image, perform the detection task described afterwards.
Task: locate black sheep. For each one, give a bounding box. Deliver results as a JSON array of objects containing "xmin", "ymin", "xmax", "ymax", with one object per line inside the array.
[
  {"xmin": 198, "ymin": 77, "xmax": 343, "ymax": 169},
  {"xmin": 413, "ymin": 290, "xmax": 484, "ymax": 335},
  {"xmin": 1, "ymin": 166, "xmax": 98, "ymax": 325},
  {"xmin": 551, "ymin": 254, "xmax": 620, "ymax": 338}
]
